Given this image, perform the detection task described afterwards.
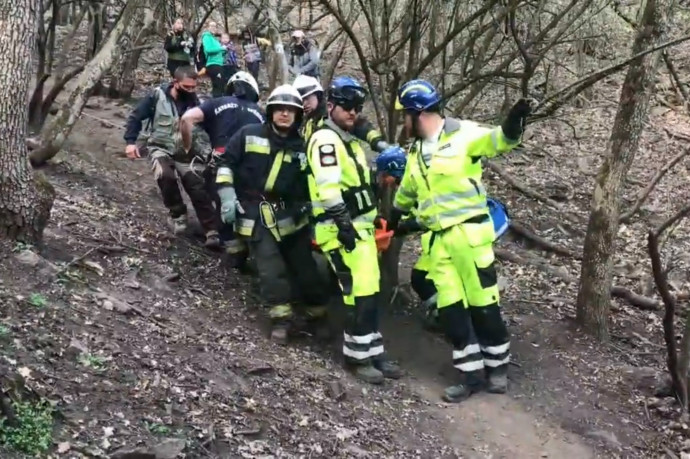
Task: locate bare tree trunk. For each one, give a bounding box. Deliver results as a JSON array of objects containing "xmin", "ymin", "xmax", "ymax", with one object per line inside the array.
[
  {"xmin": 30, "ymin": 0, "xmax": 143, "ymax": 167},
  {"xmin": 54, "ymin": 6, "xmax": 88, "ymax": 82},
  {"xmin": 265, "ymin": 6, "xmax": 289, "ymax": 90},
  {"xmin": 108, "ymin": 3, "xmax": 156, "ymax": 99},
  {"xmin": 575, "ymin": 0, "xmax": 671, "ymax": 340},
  {"xmin": 0, "ymin": 0, "xmax": 55, "ymax": 242}
]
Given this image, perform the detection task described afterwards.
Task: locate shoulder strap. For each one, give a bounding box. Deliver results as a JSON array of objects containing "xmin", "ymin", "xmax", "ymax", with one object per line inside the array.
[{"xmin": 145, "ymin": 88, "xmax": 162, "ymax": 132}]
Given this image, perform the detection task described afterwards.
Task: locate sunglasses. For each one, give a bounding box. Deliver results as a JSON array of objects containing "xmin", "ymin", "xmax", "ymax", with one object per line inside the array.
[{"xmin": 338, "ymin": 100, "xmax": 364, "ymax": 113}]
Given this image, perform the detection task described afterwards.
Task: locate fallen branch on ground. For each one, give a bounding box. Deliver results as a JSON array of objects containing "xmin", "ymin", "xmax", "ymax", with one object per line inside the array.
[
  {"xmin": 486, "ymin": 161, "xmax": 584, "ymax": 228},
  {"xmin": 495, "ymin": 246, "xmax": 660, "ymax": 311},
  {"xmin": 509, "ymin": 221, "xmax": 581, "ymax": 259},
  {"xmin": 53, "ymin": 247, "xmax": 98, "ymax": 279},
  {"xmin": 620, "ymin": 145, "xmax": 690, "ymax": 223}
]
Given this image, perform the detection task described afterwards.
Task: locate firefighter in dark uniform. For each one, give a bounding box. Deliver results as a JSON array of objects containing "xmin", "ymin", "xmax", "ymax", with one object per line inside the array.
[
  {"xmin": 215, "ymin": 84, "xmax": 330, "ymax": 344},
  {"xmin": 180, "ymin": 71, "xmax": 264, "ymax": 267}
]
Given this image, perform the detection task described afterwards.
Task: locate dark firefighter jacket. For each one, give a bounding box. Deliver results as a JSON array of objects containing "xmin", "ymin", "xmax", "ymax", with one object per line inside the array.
[{"xmin": 215, "ymin": 123, "xmax": 310, "ymax": 241}]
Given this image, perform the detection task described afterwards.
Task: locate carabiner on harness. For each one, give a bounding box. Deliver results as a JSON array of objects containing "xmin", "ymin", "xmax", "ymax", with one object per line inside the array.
[{"xmin": 259, "ymin": 200, "xmax": 278, "ymax": 229}]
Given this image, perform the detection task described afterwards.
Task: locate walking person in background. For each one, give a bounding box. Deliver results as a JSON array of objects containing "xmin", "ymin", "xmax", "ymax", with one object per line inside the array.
[
  {"xmin": 239, "ymin": 26, "xmax": 267, "ymax": 83},
  {"xmin": 220, "ymin": 32, "xmax": 240, "ymax": 83},
  {"xmin": 198, "ymin": 21, "xmax": 226, "ymax": 98},
  {"xmin": 288, "ymin": 30, "xmax": 320, "ymax": 78},
  {"xmin": 164, "ymin": 18, "xmax": 194, "ymax": 77}
]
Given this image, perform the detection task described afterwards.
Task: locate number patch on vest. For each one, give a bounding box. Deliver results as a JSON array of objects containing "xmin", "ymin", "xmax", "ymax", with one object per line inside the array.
[{"xmin": 319, "ymin": 144, "xmax": 337, "ymax": 167}]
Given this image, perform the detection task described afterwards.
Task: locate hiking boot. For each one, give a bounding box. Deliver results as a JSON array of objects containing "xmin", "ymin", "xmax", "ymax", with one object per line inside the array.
[
  {"xmin": 353, "ymin": 364, "xmax": 384, "ymax": 385},
  {"xmin": 443, "ymin": 381, "xmax": 485, "ymax": 403},
  {"xmin": 270, "ymin": 322, "xmax": 290, "ymax": 345},
  {"xmin": 442, "ymin": 371, "xmax": 485, "ymax": 403},
  {"xmin": 204, "ymin": 231, "xmax": 221, "ymax": 249},
  {"xmin": 486, "ymin": 369, "xmax": 508, "ymax": 394},
  {"xmin": 373, "ymin": 358, "xmax": 403, "ymax": 379},
  {"xmin": 172, "ymin": 215, "xmax": 188, "ymax": 235}
]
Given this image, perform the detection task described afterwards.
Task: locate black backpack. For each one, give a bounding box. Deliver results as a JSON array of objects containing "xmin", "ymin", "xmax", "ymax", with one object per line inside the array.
[{"xmin": 195, "ymin": 41, "xmax": 206, "ymax": 71}]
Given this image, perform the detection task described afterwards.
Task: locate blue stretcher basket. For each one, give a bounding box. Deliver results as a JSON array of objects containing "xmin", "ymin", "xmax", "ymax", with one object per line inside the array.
[{"xmin": 488, "ymin": 197, "xmax": 510, "ymax": 239}]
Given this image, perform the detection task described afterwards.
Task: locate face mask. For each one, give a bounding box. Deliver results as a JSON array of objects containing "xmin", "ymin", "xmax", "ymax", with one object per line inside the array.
[{"xmin": 176, "ymin": 86, "xmax": 195, "ymax": 101}]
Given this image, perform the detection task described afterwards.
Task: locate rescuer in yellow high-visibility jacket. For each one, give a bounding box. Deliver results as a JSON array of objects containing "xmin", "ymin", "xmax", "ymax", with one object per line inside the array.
[
  {"xmin": 306, "ymin": 76, "xmax": 407, "ymax": 385},
  {"xmin": 390, "ymin": 79, "xmax": 534, "ymax": 403}
]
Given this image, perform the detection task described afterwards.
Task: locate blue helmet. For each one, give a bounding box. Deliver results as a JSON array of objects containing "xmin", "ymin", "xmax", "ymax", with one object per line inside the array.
[
  {"xmin": 328, "ymin": 76, "xmax": 367, "ymax": 107},
  {"xmin": 395, "ymin": 79, "xmax": 442, "ymax": 112}
]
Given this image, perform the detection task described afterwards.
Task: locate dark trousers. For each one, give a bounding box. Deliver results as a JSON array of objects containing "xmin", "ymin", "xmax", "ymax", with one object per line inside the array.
[
  {"xmin": 221, "ymin": 64, "xmax": 239, "ymax": 84},
  {"xmin": 440, "ymin": 303, "xmax": 510, "ymax": 377},
  {"xmin": 202, "ymin": 163, "xmax": 247, "ymax": 265},
  {"xmin": 246, "ymin": 61, "xmax": 260, "ymax": 82},
  {"xmin": 249, "ymin": 225, "xmax": 329, "ymax": 316},
  {"xmin": 206, "ymin": 65, "xmax": 225, "ymax": 98},
  {"xmin": 151, "ymin": 154, "xmax": 217, "ymax": 233},
  {"xmin": 167, "ymin": 59, "xmax": 189, "ymax": 77}
]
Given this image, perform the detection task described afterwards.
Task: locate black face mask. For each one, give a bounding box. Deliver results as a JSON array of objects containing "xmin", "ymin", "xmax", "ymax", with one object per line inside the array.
[{"xmin": 176, "ymin": 87, "xmax": 195, "ymax": 102}]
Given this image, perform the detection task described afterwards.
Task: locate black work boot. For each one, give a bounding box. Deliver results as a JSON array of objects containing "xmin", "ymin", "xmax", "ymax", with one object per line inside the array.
[
  {"xmin": 486, "ymin": 366, "xmax": 508, "ymax": 394},
  {"xmin": 443, "ymin": 370, "xmax": 485, "ymax": 403},
  {"xmin": 373, "ymin": 355, "xmax": 403, "ymax": 379}
]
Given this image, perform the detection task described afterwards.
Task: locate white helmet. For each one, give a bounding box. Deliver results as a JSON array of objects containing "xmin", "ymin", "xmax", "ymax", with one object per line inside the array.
[
  {"xmin": 266, "ymin": 84, "xmax": 304, "ymax": 110},
  {"xmin": 293, "ymin": 75, "xmax": 323, "ymax": 100},
  {"xmin": 227, "ymin": 71, "xmax": 259, "ymax": 101},
  {"xmin": 291, "ymin": 30, "xmax": 305, "ymax": 39}
]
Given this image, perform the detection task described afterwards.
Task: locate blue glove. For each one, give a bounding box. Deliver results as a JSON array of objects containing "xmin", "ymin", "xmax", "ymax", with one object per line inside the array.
[
  {"xmin": 218, "ymin": 187, "xmax": 238, "ymax": 224},
  {"xmin": 488, "ymin": 197, "xmax": 510, "ymax": 239},
  {"xmin": 375, "ymin": 145, "xmax": 406, "ymax": 178}
]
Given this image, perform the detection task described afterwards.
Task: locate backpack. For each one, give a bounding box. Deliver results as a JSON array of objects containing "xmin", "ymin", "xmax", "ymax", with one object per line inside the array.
[{"xmin": 195, "ymin": 41, "xmax": 206, "ymax": 71}]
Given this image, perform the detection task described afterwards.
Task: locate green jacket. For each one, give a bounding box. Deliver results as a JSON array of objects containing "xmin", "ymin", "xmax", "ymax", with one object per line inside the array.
[{"xmin": 201, "ymin": 31, "xmax": 225, "ymax": 67}]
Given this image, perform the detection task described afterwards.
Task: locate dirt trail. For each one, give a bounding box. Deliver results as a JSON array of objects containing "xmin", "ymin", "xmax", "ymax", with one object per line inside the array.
[
  {"xmin": 23, "ymin": 98, "xmax": 646, "ymax": 457},
  {"xmin": 382, "ymin": 314, "xmax": 595, "ymax": 458}
]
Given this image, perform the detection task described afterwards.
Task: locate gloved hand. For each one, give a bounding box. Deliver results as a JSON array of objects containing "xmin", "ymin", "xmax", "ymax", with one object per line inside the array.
[
  {"xmin": 375, "ymin": 146, "xmax": 406, "ymax": 178},
  {"xmin": 218, "ymin": 186, "xmax": 238, "ymax": 224},
  {"xmin": 394, "ymin": 218, "xmax": 423, "ymax": 237},
  {"xmin": 388, "ymin": 207, "xmax": 405, "ymax": 232},
  {"xmin": 336, "ymin": 223, "xmax": 358, "ymax": 252},
  {"xmin": 502, "ymin": 98, "xmax": 537, "ymax": 140},
  {"xmin": 326, "ymin": 203, "xmax": 359, "ymax": 252}
]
